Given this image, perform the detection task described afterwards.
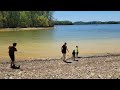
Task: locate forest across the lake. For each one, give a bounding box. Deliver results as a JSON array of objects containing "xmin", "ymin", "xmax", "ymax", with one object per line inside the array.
[
  {"xmin": 0, "ymin": 11, "xmax": 120, "ymax": 29},
  {"xmin": 54, "ymin": 20, "xmax": 120, "ymax": 25},
  {"xmin": 0, "ymin": 11, "xmax": 54, "ymax": 28}
]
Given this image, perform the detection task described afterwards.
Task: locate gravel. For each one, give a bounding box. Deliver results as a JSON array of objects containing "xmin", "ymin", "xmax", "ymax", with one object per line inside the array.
[{"xmin": 0, "ymin": 55, "xmax": 120, "ymax": 79}]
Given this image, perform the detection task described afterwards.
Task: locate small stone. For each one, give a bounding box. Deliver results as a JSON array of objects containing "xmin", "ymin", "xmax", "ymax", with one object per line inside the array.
[
  {"xmin": 98, "ymin": 74, "xmax": 103, "ymax": 79},
  {"xmin": 107, "ymin": 75, "xmax": 112, "ymax": 78},
  {"xmin": 9, "ymin": 77, "xmax": 13, "ymax": 79},
  {"xmin": 91, "ymin": 73, "xmax": 94, "ymax": 76},
  {"xmin": 17, "ymin": 77, "xmax": 21, "ymax": 79},
  {"xmin": 18, "ymin": 71, "xmax": 22, "ymax": 75},
  {"xmin": 4, "ymin": 76, "xmax": 9, "ymax": 79},
  {"xmin": 33, "ymin": 70, "xmax": 36, "ymax": 72},
  {"xmin": 86, "ymin": 75, "xmax": 91, "ymax": 79},
  {"xmin": 116, "ymin": 68, "xmax": 120, "ymax": 71},
  {"xmin": 114, "ymin": 67, "xmax": 117, "ymax": 69}
]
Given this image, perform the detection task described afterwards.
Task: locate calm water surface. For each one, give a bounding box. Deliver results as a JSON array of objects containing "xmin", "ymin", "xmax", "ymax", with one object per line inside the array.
[{"xmin": 0, "ymin": 24, "xmax": 120, "ymax": 60}]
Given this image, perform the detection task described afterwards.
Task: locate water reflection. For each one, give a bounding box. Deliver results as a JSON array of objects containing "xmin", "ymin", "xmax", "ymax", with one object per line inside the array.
[{"xmin": 0, "ymin": 29, "xmax": 55, "ymax": 44}]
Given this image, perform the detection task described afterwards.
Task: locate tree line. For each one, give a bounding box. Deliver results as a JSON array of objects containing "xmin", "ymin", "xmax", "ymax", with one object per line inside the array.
[
  {"xmin": 54, "ymin": 21, "xmax": 73, "ymax": 25},
  {"xmin": 54, "ymin": 21, "xmax": 120, "ymax": 25},
  {"xmin": 0, "ymin": 11, "xmax": 120, "ymax": 28},
  {"xmin": 73, "ymin": 21, "xmax": 120, "ymax": 25},
  {"xmin": 0, "ymin": 11, "xmax": 54, "ymax": 28}
]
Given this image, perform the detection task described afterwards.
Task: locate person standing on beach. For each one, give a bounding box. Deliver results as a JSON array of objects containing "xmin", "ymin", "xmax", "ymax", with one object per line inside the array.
[
  {"xmin": 75, "ymin": 46, "xmax": 79, "ymax": 61},
  {"xmin": 72, "ymin": 50, "xmax": 75, "ymax": 61},
  {"xmin": 61, "ymin": 42, "xmax": 69, "ymax": 62},
  {"xmin": 8, "ymin": 43, "xmax": 17, "ymax": 68}
]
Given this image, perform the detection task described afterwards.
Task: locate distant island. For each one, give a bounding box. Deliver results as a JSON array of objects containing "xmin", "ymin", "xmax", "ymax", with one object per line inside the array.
[{"xmin": 54, "ymin": 20, "xmax": 120, "ymax": 25}]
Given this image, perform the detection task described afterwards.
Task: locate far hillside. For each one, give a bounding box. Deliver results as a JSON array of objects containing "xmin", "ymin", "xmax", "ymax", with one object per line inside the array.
[
  {"xmin": 54, "ymin": 20, "xmax": 120, "ymax": 25},
  {"xmin": 73, "ymin": 21, "xmax": 120, "ymax": 25},
  {"xmin": 54, "ymin": 20, "xmax": 73, "ymax": 25}
]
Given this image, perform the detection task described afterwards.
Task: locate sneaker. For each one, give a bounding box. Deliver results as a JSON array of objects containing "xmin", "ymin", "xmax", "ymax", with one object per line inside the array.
[{"xmin": 63, "ymin": 60, "xmax": 66, "ymax": 62}]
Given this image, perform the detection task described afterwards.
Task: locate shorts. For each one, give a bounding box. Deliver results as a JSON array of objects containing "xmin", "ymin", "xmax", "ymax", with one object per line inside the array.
[
  {"xmin": 73, "ymin": 55, "xmax": 75, "ymax": 57},
  {"xmin": 9, "ymin": 54, "xmax": 15, "ymax": 62},
  {"xmin": 62, "ymin": 50, "xmax": 66, "ymax": 54}
]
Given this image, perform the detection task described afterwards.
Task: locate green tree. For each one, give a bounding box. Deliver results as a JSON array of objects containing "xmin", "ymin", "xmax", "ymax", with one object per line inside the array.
[
  {"xmin": 19, "ymin": 11, "xmax": 31, "ymax": 27},
  {"xmin": 35, "ymin": 15, "xmax": 49, "ymax": 27},
  {"xmin": 0, "ymin": 11, "xmax": 54, "ymax": 28}
]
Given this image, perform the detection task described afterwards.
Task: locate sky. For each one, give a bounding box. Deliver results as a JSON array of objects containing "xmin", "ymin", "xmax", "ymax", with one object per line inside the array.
[{"xmin": 53, "ymin": 11, "xmax": 120, "ymax": 22}]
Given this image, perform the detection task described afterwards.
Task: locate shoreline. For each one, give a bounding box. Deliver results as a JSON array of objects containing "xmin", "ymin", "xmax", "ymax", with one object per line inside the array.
[
  {"xmin": 0, "ymin": 27, "xmax": 54, "ymax": 32},
  {"xmin": 1, "ymin": 53, "xmax": 120, "ymax": 63},
  {"xmin": 1, "ymin": 53, "xmax": 120, "ymax": 79}
]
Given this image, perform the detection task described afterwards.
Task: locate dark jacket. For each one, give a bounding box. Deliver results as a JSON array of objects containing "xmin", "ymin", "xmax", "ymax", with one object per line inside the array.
[
  {"xmin": 8, "ymin": 46, "xmax": 17, "ymax": 55},
  {"xmin": 72, "ymin": 50, "xmax": 75, "ymax": 56}
]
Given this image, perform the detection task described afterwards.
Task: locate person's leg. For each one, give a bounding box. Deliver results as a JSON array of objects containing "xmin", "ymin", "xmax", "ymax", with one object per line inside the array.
[
  {"xmin": 63, "ymin": 53, "xmax": 66, "ymax": 61},
  {"xmin": 72, "ymin": 55, "xmax": 74, "ymax": 60},
  {"xmin": 11, "ymin": 61, "xmax": 13, "ymax": 68},
  {"xmin": 76, "ymin": 52, "xmax": 78, "ymax": 61},
  {"xmin": 65, "ymin": 53, "xmax": 66, "ymax": 60},
  {"xmin": 9, "ymin": 55, "xmax": 13, "ymax": 67},
  {"xmin": 73, "ymin": 55, "xmax": 75, "ymax": 61},
  {"xmin": 74, "ymin": 56, "xmax": 75, "ymax": 61},
  {"xmin": 63, "ymin": 54, "xmax": 65, "ymax": 60},
  {"xmin": 9, "ymin": 54, "xmax": 15, "ymax": 68},
  {"xmin": 62, "ymin": 53, "xmax": 64, "ymax": 60}
]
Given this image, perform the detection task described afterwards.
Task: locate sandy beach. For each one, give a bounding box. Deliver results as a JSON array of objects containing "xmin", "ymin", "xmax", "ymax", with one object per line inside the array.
[
  {"xmin": 0, "ymin": 27, "xmax": 54, "ymax": 32},
  {"xmin": 0, "ymin": 53, "xmax": 120, "ymax": 79}
]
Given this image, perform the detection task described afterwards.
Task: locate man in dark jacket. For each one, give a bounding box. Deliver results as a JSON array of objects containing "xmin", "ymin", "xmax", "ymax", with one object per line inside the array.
[
  {"xmin": 8, "ymin": 43, "xmax": 17, "ymax": 68},
  {"xmin": 61, "ymin": 42, "xmax": 69, "ymax": 62}
]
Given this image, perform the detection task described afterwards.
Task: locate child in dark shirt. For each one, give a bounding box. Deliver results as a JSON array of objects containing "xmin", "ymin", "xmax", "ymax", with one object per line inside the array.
[{"xmin": 72, "ymin": 50, "xmax": 75, "ymax": 61}]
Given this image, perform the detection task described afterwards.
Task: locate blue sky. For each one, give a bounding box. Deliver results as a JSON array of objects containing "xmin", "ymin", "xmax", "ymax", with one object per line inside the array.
[{"xmin": 53, "ymin": 11, "xmax": 120, "ymax": 22}]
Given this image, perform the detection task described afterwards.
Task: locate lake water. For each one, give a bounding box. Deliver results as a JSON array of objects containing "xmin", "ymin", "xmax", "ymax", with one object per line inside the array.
[{"xmin": 0, "ymin": 24, "xmax": 120, "ymax": 61}]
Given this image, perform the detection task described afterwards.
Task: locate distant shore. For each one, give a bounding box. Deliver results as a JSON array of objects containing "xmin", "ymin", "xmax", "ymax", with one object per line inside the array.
[{"xmin": 0, "ymin": 27, "xmax": 54, "ymax": 32}]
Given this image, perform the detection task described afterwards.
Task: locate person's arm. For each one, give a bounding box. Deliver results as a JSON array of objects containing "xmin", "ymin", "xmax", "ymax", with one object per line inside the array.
[
  {"xmin": 67, "ymin": 47, "xmax": 69, "ymax": 52},
  {"xmin": 8, "ymin": 46, "xmax": 11, "ymax": 49},
  {"xmin": 15, "ymin": 48, "xmax": 17, "ymax": 52}
]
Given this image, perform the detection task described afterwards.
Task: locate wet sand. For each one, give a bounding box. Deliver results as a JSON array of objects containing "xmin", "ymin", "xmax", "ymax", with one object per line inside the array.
[
  {"xmin": 1, "ymin": 39, "xmax": 120, "ymax": 61},
  {"xmin": 0, "ymin": 54, "xmax": 120, "ymax": 79}
]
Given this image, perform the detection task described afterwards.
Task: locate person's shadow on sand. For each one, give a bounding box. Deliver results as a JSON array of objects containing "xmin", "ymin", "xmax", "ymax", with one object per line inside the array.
[
  {"xmin": 63, "ymin": 58, "xmax": 73, "ymax": 63},
  {"xmin": 64, "ymin": 61, "xmax": 72, "ymax": 63}
]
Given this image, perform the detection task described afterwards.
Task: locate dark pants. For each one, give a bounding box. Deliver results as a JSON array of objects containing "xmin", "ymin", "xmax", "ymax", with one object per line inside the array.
[
  {"xmin": 9, "ymin": 54, "xmax": 15, "ymax": 62},
  {"xmin": 62, "ymin": 50, "xmax": 66, "ymax": 61},
  {"xmin": 76, "ymin": 52, "xmax": 78, "ymax": 56},
  {"xmin": 9, "ymin": 54, "xmax": 15, "ymax": 67},
  {"xmin": 73, "ymin": 55, "xmax": 75, "ymax": 61},
  {"xmin": 62, "ymin": 53, "xmax": 66, "ymax": 61}
]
